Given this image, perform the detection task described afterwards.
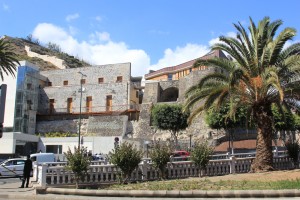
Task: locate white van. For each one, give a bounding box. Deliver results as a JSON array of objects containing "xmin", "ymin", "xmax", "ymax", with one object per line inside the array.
[{"xmin": 30, "ymin": 153, "xmax": 55, "ymax": 165}]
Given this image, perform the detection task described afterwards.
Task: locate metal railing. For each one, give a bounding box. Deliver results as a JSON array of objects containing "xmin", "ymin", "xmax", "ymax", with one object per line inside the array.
[{"xmin": 38, "ymin": 104, "xmax": 140, "ymax": 115}]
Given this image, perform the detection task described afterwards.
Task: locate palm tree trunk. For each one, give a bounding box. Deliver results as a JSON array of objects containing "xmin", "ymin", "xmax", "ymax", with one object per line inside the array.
[{"xmin": 251, "ymin": 104, "xmax": 274, "ymax": 172}]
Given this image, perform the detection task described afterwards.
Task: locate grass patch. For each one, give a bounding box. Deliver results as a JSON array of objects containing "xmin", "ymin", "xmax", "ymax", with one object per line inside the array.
[{"xmin": 100, "ymin": 178, "xmax": 300, "ymax": 191}]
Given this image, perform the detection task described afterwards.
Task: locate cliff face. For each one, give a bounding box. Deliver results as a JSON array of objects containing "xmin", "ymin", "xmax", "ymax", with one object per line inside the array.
[{"xmin": 2, "ymin": 35, "xmax": 90, "ymax": 71}]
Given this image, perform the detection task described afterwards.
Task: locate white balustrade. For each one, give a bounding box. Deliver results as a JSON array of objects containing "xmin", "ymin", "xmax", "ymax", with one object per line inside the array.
[{"xmin": 35, "ymin": 156, "xmax": 295, "ymax": 187}]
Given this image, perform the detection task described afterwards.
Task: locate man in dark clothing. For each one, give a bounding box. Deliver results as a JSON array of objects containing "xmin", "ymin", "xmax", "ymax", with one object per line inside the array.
[{"xmin": 20, "ymin": 155, "xmax": 32, "ymax": 188}]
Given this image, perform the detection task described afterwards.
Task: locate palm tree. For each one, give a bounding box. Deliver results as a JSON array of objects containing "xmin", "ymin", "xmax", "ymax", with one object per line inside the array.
[
  {"xmin": 184, "ymin": 17, "xmax": 300, "ymax": 172},
  {"xmin": 0, "ymin": 37, "xmax": 20, "ymax": 81}
]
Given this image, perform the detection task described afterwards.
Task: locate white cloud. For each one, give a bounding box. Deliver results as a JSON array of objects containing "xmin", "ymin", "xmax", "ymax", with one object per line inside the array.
[
  {"xmin": 2, "ymin": 3, "xmax": 9, "ymax": 11},
  {"xmin": 89, "ymin": 32, "xmax": 110, "ymax": 43},
  {"xmin": 68, "ymin": 26, "xmax": 78, "ymax": 36},
  {"xmin": 66, "ymin": 13, "xmax": 80, "ymax": 22},
  {"xmin": 149, "ymin": 43, "xmax": 209, "ymax": 71},
  {"xmin": 32, "ymin": 23, "xmax": 232, "ymax": 78},
  {"xmin": 209, "ymin": 31, "xmax": 236, "ymax": 47},
  {"xmin": 95, "ymin": 16, "xmax": 102, "ymax": 22},
  {"xmin": 32, "ymin": 23, "xmax": 150, "ymax": 76}
]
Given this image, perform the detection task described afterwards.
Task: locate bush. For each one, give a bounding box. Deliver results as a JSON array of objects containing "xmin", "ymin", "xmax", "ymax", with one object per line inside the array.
[
  {"xmin": 190, "ymin": 140, "xmax": 214, "ymax": 177},
  {"xmin": 64, "ymin": 147, "xmax": 92, "ymax": 188},
  {"xmin": 108, "ymin": 142, "xmax": 142, "ymax": 183},
  {"xmin": 149, "ymin": 141, "xmax": 173, "ymax": 179}
]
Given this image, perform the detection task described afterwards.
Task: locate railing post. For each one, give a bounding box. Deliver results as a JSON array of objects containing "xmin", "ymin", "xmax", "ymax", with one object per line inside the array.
[
  {"xmin": 38, "ymin": 164, "xmax": 48, "ymax": 188},
  {"xmin": 140, "ymin": 159, "xmax": 149, "ymax": 181},
  {"xmin": 32, "ymin": 164, "xmax": 38, "ymax": 182},
  {"xmin": 230, "ymin": 156, "xmax": 236, "ymax": 174}
]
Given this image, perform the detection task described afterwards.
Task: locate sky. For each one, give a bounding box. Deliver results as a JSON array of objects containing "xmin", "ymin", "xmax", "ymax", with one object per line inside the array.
[{"xmin": 1, "ymin": 0, "xmax": 300, "ymax": 77}]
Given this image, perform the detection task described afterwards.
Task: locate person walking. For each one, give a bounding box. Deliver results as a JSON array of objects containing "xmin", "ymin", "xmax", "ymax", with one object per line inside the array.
[{"xmin": 20, "ymin": 155, "xmax": 32, "ymax": 188}]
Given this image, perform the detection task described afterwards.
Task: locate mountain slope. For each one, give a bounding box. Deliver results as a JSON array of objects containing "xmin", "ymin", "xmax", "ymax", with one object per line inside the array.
[{"xmin": 2, "ymin": 35, "xmax": 90, "ymax": 71}]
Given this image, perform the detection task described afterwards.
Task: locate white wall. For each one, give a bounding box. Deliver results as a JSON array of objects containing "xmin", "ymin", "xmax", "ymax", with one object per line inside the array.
[
  {"xmin": 39, "ymin": 136, "xmax": 120, "ymax": 155},
  {"xmin": 1, "ymin": 72, "xmax": 17, "ymax": 127},
  {"xmin": 0, "ymin": 132, "xmax": 39, "ymax": 154}
]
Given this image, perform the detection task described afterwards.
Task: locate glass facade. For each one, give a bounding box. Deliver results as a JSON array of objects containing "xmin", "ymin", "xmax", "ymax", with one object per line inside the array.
[{"xmin": 13, "ymin": 66, "xmax": 40, "ymax": 134}]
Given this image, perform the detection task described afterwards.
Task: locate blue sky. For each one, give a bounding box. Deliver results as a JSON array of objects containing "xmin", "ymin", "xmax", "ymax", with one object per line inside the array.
[{"xmin": 1, "ymin": 0, "xmax": 300, "ymax": 76}]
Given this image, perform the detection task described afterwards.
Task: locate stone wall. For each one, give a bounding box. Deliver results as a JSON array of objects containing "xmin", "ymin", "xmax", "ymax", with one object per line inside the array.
[
  {"xmin": 36, "ymin": 115, "xmax": 128, "ymax": 137},
  {"xmin": 38, "ymin": 63, "xmax": 131, "ymax": 114}
]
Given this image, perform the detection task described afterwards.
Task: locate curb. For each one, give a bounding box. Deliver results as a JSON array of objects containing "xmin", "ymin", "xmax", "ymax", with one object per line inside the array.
[{"xmin": 44, "ymin": 187, "xmax": 300, "ymax": 198}]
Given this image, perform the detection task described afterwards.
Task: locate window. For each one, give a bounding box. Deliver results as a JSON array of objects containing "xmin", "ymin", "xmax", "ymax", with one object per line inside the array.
[
  {"xmin": 48, "ymin": 82, "xmax": 52, "ymax": 86},
  {"xmin": 116, "ymin": 76, "xmax": 122, "ymax": 82},
  {"xmin": 67, "ymin": 98, "xmax": 72, "ymax": 113},
  {"xmin": 106, "ymin": 95, "xmax": 112, "ymax": 111},
  {"xmin": 63, "ymin": 81, "xmax": 68, "ymax": 86},
  {"xmin": 16, "ymin": 160, "xmax": 25, "ymax": 165},
  {"xmin": 46, "ymin": 145, "xmax": 62, "ymax": 154},
  {"xmin": 136, "ymin": 91, "xmax": 139, "ymax": 98},
  {"xmin": 27, "ymin": 83, "xmax": 32, "ymax": 90},
  {"xmin": 98, "ymin": 78, "xmax": 104, "ymax": 84},
  {"xmin": 168, "ymin": 74, "xmax": 173, "ymax": 80},
  {"xmin": 27, "ymin": 100, "xmax": 32, "ymax": 110},
  {"xmin": 86, "ymin": 96, "xmax": 92, "ymax": 112},
  {"xmin": 49, "ymin": 99, "xmax": 55, "ymax": 114},
  {"xmin": 81, "ymin": 79, "xmax": 86, "ymax": 84}
]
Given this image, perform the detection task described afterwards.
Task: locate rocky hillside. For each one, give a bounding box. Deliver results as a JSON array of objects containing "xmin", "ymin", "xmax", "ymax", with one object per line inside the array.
[{"xmin": 2, "ymin": 35, "xmax": 90, "ymax": 71}]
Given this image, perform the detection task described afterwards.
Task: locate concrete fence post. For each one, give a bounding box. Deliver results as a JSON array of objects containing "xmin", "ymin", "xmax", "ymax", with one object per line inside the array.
[
  {"xmin": 38, "ymin": 164, "xmax": 48, "ymax": 188},
  {"xmin": 140, "ymin": 159, "xmax": 149, "ymax": 181},
  {"xmin": 32, "ymin": 164, "xmax": 38, "ymax": 182},
  {"xmin": 230, "ymin": 156, "xmax": 236, "ymax": 174}
]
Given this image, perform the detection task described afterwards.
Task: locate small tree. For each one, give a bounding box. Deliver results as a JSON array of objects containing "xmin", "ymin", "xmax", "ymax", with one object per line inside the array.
[
  {"xmin": 149, "ymin": 141, "xmax": 173, "ymax": 179},
  {"xmin": 190, "ymin": 140, "xmax": 214, "ymax": 177},
  {"xmin": 64, "ymin": 146, "xmax": 91, "ymax": 188},
  {"xmin": 108, "ymin": 142, "xmax": 142, "ymax": 184},
  {"xmin": 151, "ymin": 104, "xmax": 189, "ymax": 147}
]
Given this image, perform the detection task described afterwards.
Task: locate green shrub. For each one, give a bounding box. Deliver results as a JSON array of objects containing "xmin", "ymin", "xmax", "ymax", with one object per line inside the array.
[
  {"xmin": 190, "ymin": 140, "xmax": 214, "ymax": 177},
  {"xmin": 149, "ymin": 141, "xmax": 173, "ymax": 179},
  {"xmin": 64, "ymin": 147, "xmax": 91, "ymax": 188},
  {"xmin": 108, "ymin": 142, "xmax": 142, "ymax": 184}
]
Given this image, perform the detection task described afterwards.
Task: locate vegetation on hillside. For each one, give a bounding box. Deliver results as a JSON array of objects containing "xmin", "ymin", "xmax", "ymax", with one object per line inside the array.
[{"xmin": 2, "ymin": 35, "xmax": 90, "ymax": 70}]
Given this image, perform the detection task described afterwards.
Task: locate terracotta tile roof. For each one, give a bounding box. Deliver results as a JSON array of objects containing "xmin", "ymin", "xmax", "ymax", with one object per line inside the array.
[
  {"xmin": 145, "ymin": 50, "xmax": 227, "ymax": 79},
  {"xmin": 214, "ymin": 139, "xmax": 285, "ymax": 152}
]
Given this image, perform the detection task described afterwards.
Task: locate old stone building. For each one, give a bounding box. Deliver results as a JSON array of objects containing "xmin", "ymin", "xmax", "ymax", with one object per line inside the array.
[{"xmin": 133, "ymin": 50, "xmax": 228, "ymax": 141}]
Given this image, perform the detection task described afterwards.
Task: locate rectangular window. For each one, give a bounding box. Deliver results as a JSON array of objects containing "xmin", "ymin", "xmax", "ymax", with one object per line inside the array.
[
  {"xmin": 106, "ymin": 95, "xmax": 112, "ymax": 111},
  {"xmin": 98, "ymin": 78, "xmax": 104, "ymax": 84},
  {"xmin": 136, "ymin": 91, "xmax": 139, "ymax": 98},
  {"xmin": 27, "ymin": 83, "xmax": 32, "ymax": 90},
  {"xmin": 116, "ymin": 76, "xmax": 122, "ymax": 82},
  {"xmin": 86, "ymin": 96, "xmax": 92, "ymax": 112},
  {"xmin": 63, "ymin": 81, "xmax": 68, "ymax": 86},
  {"xmin": 46, "ymin": 145, "xmax": 62, "ymax": 154},
  {"xmin": 81, "ymin": 79, "xmax": 86, "ymax": 84},
  {"xmin": 67, "ymin": 98, "xmax": 72, "ymax": 113},
  {"xmin": 168, "ymin": 74, "xmax": 172, "ymax": 80},
  {"xmin": 49, "ymin": 99, "xmax": 55, "ymax": 114}
]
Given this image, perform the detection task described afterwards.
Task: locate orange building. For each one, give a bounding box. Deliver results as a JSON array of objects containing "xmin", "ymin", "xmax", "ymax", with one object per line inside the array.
[{"xmin": 145, "ymin": 50, "xmax": 227, "ymax": 81}]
